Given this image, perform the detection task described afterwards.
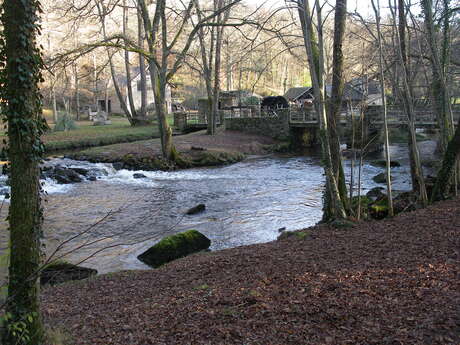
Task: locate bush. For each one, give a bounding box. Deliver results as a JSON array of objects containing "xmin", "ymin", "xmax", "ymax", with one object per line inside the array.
[{"xmin": 53, "ymin": 113, "xmax": 77, "ymax": 132}]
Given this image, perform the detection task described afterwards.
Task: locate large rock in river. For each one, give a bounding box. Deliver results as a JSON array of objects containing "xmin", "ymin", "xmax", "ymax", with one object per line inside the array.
[{"xmin": 138, "ymin": 230, "xmax": 211, "ymax": 268}]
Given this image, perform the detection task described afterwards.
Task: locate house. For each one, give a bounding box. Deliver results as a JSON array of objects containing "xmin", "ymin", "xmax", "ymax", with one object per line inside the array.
[
  {"xmin": 343, "ymin": 77, "xmax": 382, "ymax": 106},
  {"xmin": 284, "ymin": 87, "xmax": 314, "ymax": 106},
  {"xmin": 218, "ymin": 90, "xmax": 262, "ymax": 109},
  {"xmin": 285, "ymin": 78, "xmax": 382, "ymax": 109},
  {"xmin": 126, "ymin": 70, "xmax": 172, "ymax": 114}
]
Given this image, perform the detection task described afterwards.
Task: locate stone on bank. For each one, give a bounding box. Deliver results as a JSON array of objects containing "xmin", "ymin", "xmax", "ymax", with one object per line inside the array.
[{"xmin": 138, "ymin": 230, "xmax": 211, "ymax": 268}]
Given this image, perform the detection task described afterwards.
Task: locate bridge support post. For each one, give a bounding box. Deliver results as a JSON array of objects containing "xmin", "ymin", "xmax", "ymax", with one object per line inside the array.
[
  {"xmin": 289, "ymin": 126, "xmax": 319, "ymax": 150},
  {"xmin": 173, "ymin": 112, "xmax": 187, "ymax": 131},
  {"xmin": 344, "ymin": 108, "xmax": 383, "ymax": 153}
]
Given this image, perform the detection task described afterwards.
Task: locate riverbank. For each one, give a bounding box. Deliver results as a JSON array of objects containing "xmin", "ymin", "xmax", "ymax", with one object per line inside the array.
[
  {"xmin": 67, "ymin": 130, "xmax": 280, "ymax": 170},
  {"xmin": 42, "ymin": 197, "xmax": 459, "ymax": 345}
]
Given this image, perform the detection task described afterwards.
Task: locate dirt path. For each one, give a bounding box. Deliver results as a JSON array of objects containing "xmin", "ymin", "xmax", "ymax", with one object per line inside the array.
[{"xmin": 42, "ymin": 198, "xmax": 459, "ymax": 345}]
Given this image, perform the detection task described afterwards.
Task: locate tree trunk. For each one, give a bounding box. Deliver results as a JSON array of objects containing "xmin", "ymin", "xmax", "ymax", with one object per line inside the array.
[
  {"xmin": 371, "ymin": 0, "xmax": 394, "ymax": 216},
  {"xmin": 392, "ymin": 0, "xmax": 428, "ymax": 205},
  {"xmin": 137, "ymin": 7, "xmax": 148, "ymax": 121},
  {"xmin": 1, "ymin": 0, "xmax": 45, "ymax": 344},
  {"xmin": 431, "ymin": 118, "xmax": 460, "ymax": 201},
  {"xmin": 327, "ymin": 0, "xmax": 349, "ymax": 214},
  {"xmin": 421, "ymin": 0, "xmax": 453, "ymax": 153},
  {"xmin": 298, "ymin": 0, "xmax": 347, "ymax": 221},
  {"xmin": 52, "ymin": 83, "xmax": 58, "ymax": 123},
  {"xmin": 123, "ymin": 0, "xmax": 139, "ymax": 122},
  {"xmin": 211, "ymin": 0, "xmax": 229, "ymax": 135},
  {"xmin": 96, "ymin": 1, "xmax": 134, "ymax": 125}
]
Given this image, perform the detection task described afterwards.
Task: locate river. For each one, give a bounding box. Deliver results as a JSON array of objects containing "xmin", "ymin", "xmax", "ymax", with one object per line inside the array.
[{"xmin": 0, "ymin": 140, "xmax": 437, "ymax": 274}]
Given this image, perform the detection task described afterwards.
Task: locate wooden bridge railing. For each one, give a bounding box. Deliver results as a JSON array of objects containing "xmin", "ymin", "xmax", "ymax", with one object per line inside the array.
[{"xmin": 175, "ymin": 105, "xmax": 460, "ymax": 129}]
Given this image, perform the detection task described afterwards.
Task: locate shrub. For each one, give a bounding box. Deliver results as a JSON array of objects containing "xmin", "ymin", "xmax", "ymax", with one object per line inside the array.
[{"xmin": 53, "ymin": 113, "xmax": 77, "ymax": 132}]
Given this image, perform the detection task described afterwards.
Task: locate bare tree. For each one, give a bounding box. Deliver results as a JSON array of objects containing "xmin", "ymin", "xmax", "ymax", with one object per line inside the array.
[
  {"xmin": 297, "ymin": 0, "xmax": 347, "ymax": 221},
  {"xmin": 371, "ymin": 0, "xmax": 394, "ymax": 216}
]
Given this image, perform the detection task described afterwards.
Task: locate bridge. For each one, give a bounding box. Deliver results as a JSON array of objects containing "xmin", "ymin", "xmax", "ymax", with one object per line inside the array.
[
  {"xmin": 176, "ymin": 105, "xmax": 459, "ymax": 129},
  {"xmin": 173, "ymin": 105, "xmax": 459, "ymax": 149}
]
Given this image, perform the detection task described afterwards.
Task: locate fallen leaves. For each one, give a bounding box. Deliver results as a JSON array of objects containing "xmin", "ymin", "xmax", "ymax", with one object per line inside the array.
[{"xmin": 42, "ymin": 198, "xmax": 460, "ymax": 345}]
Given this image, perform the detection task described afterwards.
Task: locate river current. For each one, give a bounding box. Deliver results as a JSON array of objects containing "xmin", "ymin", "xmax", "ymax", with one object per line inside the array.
[{"xmin": 0, "ymin": 140, "xmax": 436, "ymax": 274}]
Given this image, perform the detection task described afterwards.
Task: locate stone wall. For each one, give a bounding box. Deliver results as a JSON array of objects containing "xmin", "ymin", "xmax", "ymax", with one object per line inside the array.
[{"xmin": 224, "ymin": 110, "xmax": 290, "ymax": 140}]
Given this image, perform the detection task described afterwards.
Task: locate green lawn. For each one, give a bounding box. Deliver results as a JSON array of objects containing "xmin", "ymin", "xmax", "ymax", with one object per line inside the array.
[{"xmin": 0, "ymin": 112, "xmax": 175, "ymax": 153}]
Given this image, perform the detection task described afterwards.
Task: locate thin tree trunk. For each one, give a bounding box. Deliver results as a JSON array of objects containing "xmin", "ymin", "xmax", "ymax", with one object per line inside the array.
[
  {"xmin": 137, "ymin": 6, "xmax": 148, "ymax": 120},
  {"xmin": 372, "ymin": 0, "xmax": 394, "ymax": 216},
  {"xmin": 391, "ymin": 0, "xmax": 428, "ymax": 205},
  {"xmin": 96, "ymin": 1, "xmax": 134, "ymax": 125},
  {"xmin": 421, "ymin": 0, "xmax": 453, "ymax": 154},
  {"xmin": 52, "ymin": 82, "xmax": 58, "ymax": 123},
  {"xmin": 123, "ymin": 0, "xmax": 139, "ymax": 122},
  {"xmin": 1, "ymin": 0, "xmax": 45, "ymax": 344}
]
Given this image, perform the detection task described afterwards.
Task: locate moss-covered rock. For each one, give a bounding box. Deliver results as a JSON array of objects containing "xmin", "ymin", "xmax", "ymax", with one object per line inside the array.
[
  {"xmin": 369, "ymin": 198, "xmax": 389, "ymax": 220},
  {"xmin": 277, "ymin": 230, "xmax": 309, "ymax": 241},
  {"xmin": 366, "ymin": 187, "xmax": 386, "ymax": 201},
  {"xmin": 40, "ymin": 261, "xmax": 97, "ymax": 286},
  {"xmin": 192, "ymin": 151, "xmax": 244, "ymax": 167},
  {"xmin": 138, "ymin": 230, "xmax": 211, "ymax": 268},
  {"xmin": 372, "ymin": 172, "xmax": 391, "ymax": 184}
]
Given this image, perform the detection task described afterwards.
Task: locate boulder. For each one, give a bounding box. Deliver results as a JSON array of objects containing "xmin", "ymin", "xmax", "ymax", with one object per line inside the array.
[
  {"xmin": 112, "ymin": 162, "xmax": 125, "ymax": 170},
  {"xmin": 138, "ymin": 230, "xmax": 211, "ymax": 268},
  {"xmin": 366, "ymin": 187, "xmax": 386, "ymax": 201},
  {"xmin": 40, "ymin": 261, "xmax": 97, "ymax": 286},
  {"xmin": 186, "ymin": 203, "xmax": 206, "ymax": 215},
  {"xmin": 368, "ymin": 199, "xmax": 389, "ymax": 220},
  {"xmin": 133, "ymin": 173, "xmax": 147, "ymax": 179},
  {"xmin": 191, "ymin": 146, "xmax": 207, "ymax": 151},
  {"xmin": 370, "ymin": 160, "xmax": 401, "ymax": 168},
  {"xmin": 53, "ymin": 167, "xmax": 83, "ymax": 184},
  {"xmin": 71, "ymin": 167, "xmax": 89, "ymax": 176},
  {"xmin": 372, "ymin": 172, "xmax": 390, "ymax": 184}
]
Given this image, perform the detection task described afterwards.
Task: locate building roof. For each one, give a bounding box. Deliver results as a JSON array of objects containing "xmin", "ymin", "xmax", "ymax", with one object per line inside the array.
[
  {"xmin": 284, "ymin": 87, "xmax": 313, "ymax": 101},
  {"xmin": 344, "ymin": 77, "xmax": 381, "ymax": 101}
]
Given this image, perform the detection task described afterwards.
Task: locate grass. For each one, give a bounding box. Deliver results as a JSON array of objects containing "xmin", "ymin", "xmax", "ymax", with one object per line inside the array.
[{"xmin": 0, "ymin": 110, "xmax": 176, "ymax": 153}]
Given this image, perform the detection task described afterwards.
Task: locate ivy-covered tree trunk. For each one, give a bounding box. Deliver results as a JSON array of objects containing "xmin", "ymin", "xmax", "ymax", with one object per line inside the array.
[
  {"xmin": 1, "ymin": 0, "xmax": 46, "ymax": 344},
  {"xmin": 431, "ymin": 117, "xmax": 460, "ymax": 201}
]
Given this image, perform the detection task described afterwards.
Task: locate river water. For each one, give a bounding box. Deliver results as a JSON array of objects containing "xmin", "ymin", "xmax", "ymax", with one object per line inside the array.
[{"xmin": 0, "ymin": 140, "xmax": 437, "ymax": 274}]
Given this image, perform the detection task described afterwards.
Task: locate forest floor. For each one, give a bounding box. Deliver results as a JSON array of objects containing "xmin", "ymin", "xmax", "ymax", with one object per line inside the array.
[
  {"xmin": 42, "ymin": 197, "xmax": 460, "ymax": 345},
  {"xmin": 68, "ymin": 130, "xmax": 280, "ymax": 170}
]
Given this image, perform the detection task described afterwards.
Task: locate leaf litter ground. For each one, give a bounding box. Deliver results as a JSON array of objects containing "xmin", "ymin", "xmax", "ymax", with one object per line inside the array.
[{"xmin": 42, "ymin": 198, "xmax": 460, "ymax": 345}]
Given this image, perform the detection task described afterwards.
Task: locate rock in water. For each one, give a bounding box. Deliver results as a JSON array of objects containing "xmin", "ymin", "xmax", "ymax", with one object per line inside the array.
[
  {"xmin": 366, "ymin": 187, "xmax": 386, "ymax": 201},
  {"xmin": 53, "ymin": 167, "xmax": 83, "ymax": 184},
  {"xmin": 133, "ymin": 173, "xmax": 147, "ymax": 179},
  {"xmin": 186, "ymin": 203, "xmax": 206, "ymax": 215},
  {"xmin": 138, "ymin": 230, "xmax": 211, "ymax": 268},
  {"xmin": 41, "ymin": 262, "xmax": 97, "ymax": 286},
  {"xmin": 370, "ymin": 160, "xmax": 401, "ymax": 168},
  {"xmin": 372, "ymin": 172, "xmax": 390, "ymax": 184}
]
